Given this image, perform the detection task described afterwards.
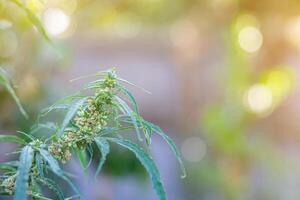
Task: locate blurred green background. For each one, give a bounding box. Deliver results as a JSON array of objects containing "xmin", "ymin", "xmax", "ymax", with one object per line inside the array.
[{"xmin": 1, "ymin": 0, "xmax": 300, "ymax": 199}]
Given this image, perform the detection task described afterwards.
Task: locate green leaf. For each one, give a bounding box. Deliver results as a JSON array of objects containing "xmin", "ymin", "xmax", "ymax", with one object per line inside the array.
[
  {"xmin": 38, "ymin": 149, "xmax": 63, "ymax": 176},
  {"xmin": 119, "ymin": 86, "xmax": 139, "ymax": 114},
  {"xmin": 94, "ymin": 137, "xmax": 110, "ymax": 177},
  {"xmin": 40, "ymin": 94, "xmax": 85, "ymax": 116},
  {"xmin": 38, "ymin": 149, "xmax": 81, "ymax": 196},
  {"xmin": 86, "ymin": 145, "xmax": 94, "ymax": 169},
  {"xmin": 35, "ymin": 153, "xmax": 44, "ymax": 178},
  {"xmin": 146, "ymin": 122, "xmax": 186, "ymax": 178},
  {"xmin": 37, "ymin": 177, "xmax": 64, "ymax": 200},
  {"xmin": 118, "ymin": 116, "xmax": 152, "ymax": 145},
  {"xmin": 0, "ymin": 134, "xmax": 26, "ymax": 145},
  {"xmin": 30, "ymin": 192, "xmax": 53, "ymax": 200},
  {"xmin": 97, "ymin": 126, "xmax": 134, "ymax": 137},
  {"xmin": 76, "ymin": 148, "xmax": 88, "ymax": 170},
  {"xmin": 106, "ymin": 137, "xmax": 166, "ymax": 200},
  {"xmin": 9, "ymin": 0, "xmax": 51, "ymax": 42},
  {"xmin": 14, "ymin": 146, "xmax": 34, "ymax": 200},
  {"xmin": 17, "ymin": 131, "xmax": 35, "ymax": 141},
  {"xmin": 58, "ymin": 98, "xmax": 86, "ymax": 136},
  {"xmin": 122, "ymin": 116, "xmax": 186, "ymax": 178},
  {"xmin": 0, "ymin": 68, "xmax": 28, "ymax": 118},
  {"xmin": 0, "ymin": 161, "xmax": 19, "ymax": 167},
  {"xmin": 117, "ymin": 77, "xmax": 151, "ymax": 94},
  {"xmin": 115, "ymin": 96, "xmax": 142, "ymax": 141},
  {"xmin": 30, "ymin": 177, "xmax": 41, "ymax": 198},
  {"xmin": 0, "ymin": 163, "xmax": 16, "ymax": 172},
  {"xmin": 31, "ymin": 122, "xmax": 58, "ymax": 135}
]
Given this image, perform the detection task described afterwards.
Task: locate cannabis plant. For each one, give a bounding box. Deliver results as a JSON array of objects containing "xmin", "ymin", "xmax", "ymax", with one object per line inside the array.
[{"xmin": 0, "ymin": 69, "xmax": 186, "ymax": 200}]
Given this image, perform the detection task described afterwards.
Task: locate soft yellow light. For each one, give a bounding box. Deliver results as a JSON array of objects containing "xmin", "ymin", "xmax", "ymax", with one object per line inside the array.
[
  {"xmin": 27, "ymin": 0, "xmax": 44, "ymax": 12},
  {"xmin": 245, "ymin": 84, "xmax": 273, "ymax": 115},
  {"xmin": 266, "ymin": 69, "xmax": 292, "ymax": 102},
  {"xmin": 43, "ymin": 8, "xmax": 70, "ymax": 37},
  {"xmin": 238, "ymin": 26, "xmax": 263, "ymax": 53}
]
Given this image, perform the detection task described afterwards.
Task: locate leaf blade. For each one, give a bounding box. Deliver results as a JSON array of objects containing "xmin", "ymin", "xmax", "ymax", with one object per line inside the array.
[
  {"xmin": 115, "ymin": 96, "xmax": 142, "ymax": 141},
  {"xmin": 147, "ymin": 122, "xmax": 186, "ymax": 178},
  {"xmin": 106, "ymin": 137, "xmax": 166, "ymax": 200},
  {"xmin": 9, "ymin": 0, "xmax": 51, "ymax": 42},
  {"xmin": 37, "ymin": 177, "xmax": 65, "ymax": 200},
  {"xmin": 0, "ymin": 134, "xmax": 26, "ymax": 145},
  {"xmin": 38, "ymin": 149, "xmax": 81, "ymax": 196},
  {"xmin": 58, "ymin": 98, "xmax": 86, "ymax": 136},
  {"xmin": 94, "ymin": 137, "xmax": 110, "ymax": 177},
  {"xmin": 0, "ymin": 68, "xmax": 28, "ymax": 118},
  {"xmin": 14, "ymin": 146, "xmax": 34, "ymax": 200}
]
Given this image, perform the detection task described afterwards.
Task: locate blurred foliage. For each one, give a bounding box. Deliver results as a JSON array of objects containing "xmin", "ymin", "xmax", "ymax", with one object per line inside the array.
[{"xmin": 199, "ymin": 12, "xmax": 295, "ymax": 200}]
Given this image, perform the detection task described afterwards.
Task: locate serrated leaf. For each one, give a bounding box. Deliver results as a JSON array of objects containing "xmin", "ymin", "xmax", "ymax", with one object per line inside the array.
[
  {"xmin": 14, "ymin": 146, "xmax": 34, "ymax": 200},
  {"xmin": 58, "ymin": 98, "xmax": 86, "ymax": 136},
  {"xmin": 146, "ymin": 122, "xmax": 186, "ymax": 178},
  {"xmin": 117, "ymin": 77, "xmax": 151, "ymax": 94},
  {"xmin": 40, "ymin": 94, "xmax": 85, "ymax": 116},
  {"xmin": 121, "ymin": 116, "xmax": 186, "ymax": 178},
  {"xmin": 119, "ymin": 86, "xmax": 139, "ymax": 114},
  {"xmin": 76, "ymin": 148, "xmax": 88, "ymax": 170},
  {"xmin": 17, "ymin": 131, "xmax": 35, "ymax": 141},
  {"xmin": 0, "ymin": 134, "xmax": 26, "ymax": 145},
  {"xmin": 106, "ymin": 137, "xmax": 166, "ymax": 200},
  {"xmin": 35, "ymin": 153, "xmax": 44, "ymax": 178},
  {"xmin": 115, "ymin": 96, "xmax": 142, "ymax": 141},
  {"xmin": 38, "ymin": 149, "xmax": 63, "ymax": 176},
  {"xmin": 30, "ymin": 192, "xmax": 53, "ymax": 200},
  {"xmin": 31, "ymin": 122, "xmax": 58, "ymax": 135},
  {"xmin": 38, "ymin": 149, "xmax": 81, "ymax": 196},
  {"xmin": 98, "ymin": 126, "xmax": 134, "ymax": 137},
  {"xmin": 0, "ymin": 161, "xmax": 19, "ymax": 167},
  {"xmin": 0, "ymin": 68, "xmax": 28, "ymax": 118},
  {"xmin": 118, "ymin": 116, "xmax": 152, "ymax": 145},
  {"xmin": 37, "ymin": 177, "xmax": 64, "ymax": 200},
  {"xmin": 86, "ymin": 145, "xmax": 94, "ymax": 169},
  {"xmin": 0, "ymin": 163, "xmax": 16, "ymax": 172},
  {"xmin": 30, "ymin": 177, "xmax": 41, "ymax": 197},
  {"xmin": 94, "ymin": 137, "xmax": 110, "ymax": 177}
]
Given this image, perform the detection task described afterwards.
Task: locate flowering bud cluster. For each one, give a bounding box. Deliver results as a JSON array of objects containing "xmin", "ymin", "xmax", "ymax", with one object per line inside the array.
[
  {"xmin": 1, "ymin": 174, "xmax": 16, "ymax": 195},
  {"xmin": 49, "ymin": 71, "xmax": 117, "ymax": 163}
]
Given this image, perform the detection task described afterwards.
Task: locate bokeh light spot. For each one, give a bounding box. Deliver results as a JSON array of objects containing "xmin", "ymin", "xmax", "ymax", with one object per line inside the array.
[
  {"xmin": 181, "ymin": 137, "xmax": 206, "ymax": 163},
  {"xmin": 238, "ymin": 26, "xmax": 263, "ymax": 53},
  {"xmin": 43, "ymin": 8, "xmax": 70, "ymax": 36},
  {"xmin": 265, "ymin": 69, "xmax": 292, "ymax": 103},
  {"xmin": 245, "ymin": 84, "xmax": 273, "ymax": 115},
  {"xmin": 285, "ymin": 16, "xmax": 300, "ymax": 49}
]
